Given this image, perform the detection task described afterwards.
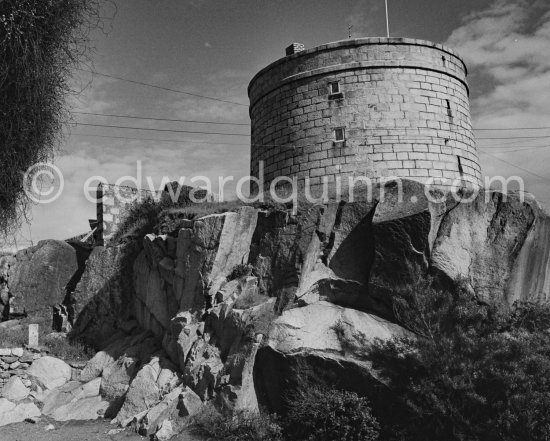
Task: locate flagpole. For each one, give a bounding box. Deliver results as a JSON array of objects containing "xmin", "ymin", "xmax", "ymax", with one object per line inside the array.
[{"xmin": 385, "ymin": 0, "xmax": 390, "ymax": 38}]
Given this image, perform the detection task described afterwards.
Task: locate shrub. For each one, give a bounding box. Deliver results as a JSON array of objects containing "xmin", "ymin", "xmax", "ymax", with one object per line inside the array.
[
  {"xmin": 284, "ymin": 386, "xmax": 380, "ymax": 441},
  {"xmin": 371, "ymin": 282, "xmax": 550, "ymax": 441},
  {"xmin": 0, "ymin": 0, "xmax": 107, "ymax": 236},
  {"xmin": 227, "ymin": 264, "xmax": 256, "ymax": 281},
  {"xmin": 192, "ymin": 407, "xmax": 283, "ymax": 441}
]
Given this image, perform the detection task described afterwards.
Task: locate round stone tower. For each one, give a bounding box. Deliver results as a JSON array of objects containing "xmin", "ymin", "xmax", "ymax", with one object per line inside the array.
[{"xmin": 248, "ymin": 37, "xmax": 482, "ymax": 192}]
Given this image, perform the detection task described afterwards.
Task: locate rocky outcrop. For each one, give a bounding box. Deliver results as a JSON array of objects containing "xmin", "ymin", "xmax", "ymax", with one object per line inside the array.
[
  {"xmin": 56, "ymin": 179, "xmax": 550, "ymax": 438},
  {"xmin": 115, "ymin": 352, "xmax": 180, "ymax": 426},
  {"xmin": 255, "ymin": 301, "xmax": 409, "ymax": 413},
  {"xmin": 506, "ymin": 198, "xmax": 550, "ymax": 304},
  {"xmin": 69, "ymin": 241, "xmax": 142, "ymax": 346},
  {"xmin": 5, "ymin": 240, "xmax": 79, "ymax": 323},
  {"xmin": 431, "ymin": 192, "xmax": 545, "ymax": 305}
]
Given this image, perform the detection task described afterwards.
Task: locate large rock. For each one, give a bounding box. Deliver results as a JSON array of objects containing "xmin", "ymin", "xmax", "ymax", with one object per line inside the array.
[
  {"xmin": 183, "ymin": 338, "xmax": 224, "ymax": 401},
  {"xmin": 255, "ymin": 301, "xmax": 409, "ymax": 413},
  {"xmin": 249, "ymin": 206, "xmax": 325, "ymax": 313},
  {"xmin": 133, "ymin": 207, "xmax": 258, "ymax": 361},
  {"xmin": 99, "ymin": 337, "xmax": 160, "ymax": 417},
  {"xmin": 431, "ymin": 191, "xmax": 543, "ymax": 305},
  {"xmin": 51, "ymin": 395, "xmax": 109, "ymax": 422},
  {"xmin": 174, "ymin": 207, "xmax": 258, "ymax": 312},
  {"xmin": 8, "ymin": 240, "xmax": 78, "ymax": 321},
  {"xmin": 70, "ymin": 241, "xmax": 142, "ymax": 346},
  {"xmin": 162, "ymin": 311, "xmax": 201, "ymax": 372},
  {"xmin": 100, "ymin": 355, "xmax": 140, "ymax": 412},
  {"xmin": 1, "ymin": 376, "xmax": 29, "ymax": 401},
  {"xmin": 80, "ymin": 331, "xmax": 151, "ymax": 382},
  {"xmin": 140, "ymin": 386, "xmax": 202, "ymax": 436},
  {"xmin": 115, "ymin": 352, "xmax": 180, "ymax": 426},
  {"xmin": 366, "ymin": 180, "xmax": 445, "ymax": 317},
  {"xmin": 506, "ymin": 199, "xmax": 550, "ymax": 303},
  {"xmin": 27, "ymin": 356, "xmax": 72, "ymax": 390},
  {"xmin": 134, "ymin": 241, "xmax": 178, "ymax": 332},
  {"xmin": 42, "ymin": 378, "xmax": 109, "ymax": 421},
  {"xmin": 0, "ymin": 401, "xmax": 41, "ymax": 426},
  {"xmin": 42, "ymin": 379, "xmax": 100, "ymax": 415}
]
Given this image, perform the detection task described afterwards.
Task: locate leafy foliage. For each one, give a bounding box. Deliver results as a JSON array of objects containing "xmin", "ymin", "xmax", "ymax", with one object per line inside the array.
[
  {"xmin": 0, "ymin": 0, "xmax": 106, "ymax": 236},
  {"xmin": 371, "ymin": 282, "xmax": 550, "ymax": 441},
  {"xmin": 192, "ymin": 407, "xmax": 283, "ymax": 441},
  {"xmin": 227, "ymin": 264, "xmax": 256, "ymax": 281},
  {"xmin": 284, "ymin": 385, "xmax": 380, "ymax": 441}
]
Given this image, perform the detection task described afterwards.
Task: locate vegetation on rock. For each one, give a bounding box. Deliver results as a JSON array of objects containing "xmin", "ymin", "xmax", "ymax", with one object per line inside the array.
[
  {"xmin": 371, "ymin": 282, "xmax": 550, "ymax": 441},
  {"xmin": 192, "ymin": 407, "xmax": 283, "ymax": 441},
  {"xmin": 227, "ymin": 264, "xmax": 256, "ymax": 281}
]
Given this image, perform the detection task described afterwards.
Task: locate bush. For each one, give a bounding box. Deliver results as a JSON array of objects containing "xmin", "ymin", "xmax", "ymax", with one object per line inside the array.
[
  {"xmin": 192, "ymin": 407, "xmax": 283, "ymax": 441},
  {"xmin": 371, "ymin": 282, "xmax": 550, "ymax": 441},
  {"xmin": 227, "ymin": 264, "xmax": 256, "ymax": 281},
  {"xmin": 284, "ymin": 386, "xmax": 380, "ymax": 441},
  {"xmin": 0, "ymin": 0, "xmax": 107, "ymax": 235}
]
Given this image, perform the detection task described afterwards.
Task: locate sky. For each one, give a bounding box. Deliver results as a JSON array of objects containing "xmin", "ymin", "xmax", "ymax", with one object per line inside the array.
[{"xmin": 18, "ymin": 0, "xmax": 550, "ymax": 245}]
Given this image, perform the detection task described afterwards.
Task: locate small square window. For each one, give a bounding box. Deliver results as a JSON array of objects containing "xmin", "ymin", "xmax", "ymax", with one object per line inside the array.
[
  {"xmin": 334, "ymin": 127, "xmax": 346, "ymax": 142},
  {"xmin": 328, "ymin": 81, "xmax": 344, "ymax": 101}
]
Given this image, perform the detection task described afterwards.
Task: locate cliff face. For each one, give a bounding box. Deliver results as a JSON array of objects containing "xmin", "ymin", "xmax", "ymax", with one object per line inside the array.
[{"xmin": 70, "ymin": 179, "xmax": 550, "ymax": 431}]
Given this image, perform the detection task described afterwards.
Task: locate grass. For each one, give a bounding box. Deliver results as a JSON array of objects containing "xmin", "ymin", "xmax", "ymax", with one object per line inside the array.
[
  {"xmin": 163, "ymin": 200, "xmax": 246, "ymax": 219},
  {"xmin": 0, "ymin": 321, "xmax": 94, "ymax": 361}
]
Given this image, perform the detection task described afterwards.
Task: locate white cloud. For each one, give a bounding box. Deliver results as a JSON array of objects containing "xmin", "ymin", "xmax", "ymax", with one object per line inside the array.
[{"xmin": 446, "ymin": 0, "xmax": 550, "ymax": 205}]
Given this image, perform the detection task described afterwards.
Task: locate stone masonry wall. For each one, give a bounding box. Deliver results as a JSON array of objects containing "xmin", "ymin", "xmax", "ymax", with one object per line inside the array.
[
  {"xmin": 248, "ymin": 37, "xmax": 482, "ymax": 191},
  {"xmin": 96, "ymin": 184, "xmax": 160, "ymax": 244},
  {"xmin": 0, "ymin": 347, "xmax": 41, "ymax": 389}
]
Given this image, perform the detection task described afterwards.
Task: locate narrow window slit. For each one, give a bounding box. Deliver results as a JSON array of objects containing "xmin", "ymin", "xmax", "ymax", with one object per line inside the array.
[{"xmin": 457, "ymin": 156, "xmax": 464, "ymax": 176}]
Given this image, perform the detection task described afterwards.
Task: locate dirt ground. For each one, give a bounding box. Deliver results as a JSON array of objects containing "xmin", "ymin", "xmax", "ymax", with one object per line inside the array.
[{"xmin": 0, "ymin": 418, "xmax": 206, "ymax": 441}]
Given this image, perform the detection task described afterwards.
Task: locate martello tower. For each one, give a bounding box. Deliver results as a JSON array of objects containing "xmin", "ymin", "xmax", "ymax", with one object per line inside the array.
[{"xmin": 248, "ymin": 37, "xmax": 482, "ymax": 191}]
